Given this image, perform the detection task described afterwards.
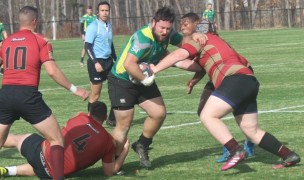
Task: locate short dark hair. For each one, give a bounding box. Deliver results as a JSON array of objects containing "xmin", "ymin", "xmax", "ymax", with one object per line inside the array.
[
  {"xmin": 87, "ymin": 6, "xmax": 93, "ymax": 9},
  {"xmin": 181, "ymin": 13, "xmax": 200, "ymax": 23},
  {"xmin": 89, "ymin": 101, "xmax": 107, "ymax": 122},
  {"xmin": 19, "ymin": 6, "xmax": 39, "ymax": 20},
  {"xmin": 153, "ymin": 7, "xmax": 175, "ymax": 23},
  {"xmin": 97, "ymin": 1, "xmax": 110, "ymax": 11}
]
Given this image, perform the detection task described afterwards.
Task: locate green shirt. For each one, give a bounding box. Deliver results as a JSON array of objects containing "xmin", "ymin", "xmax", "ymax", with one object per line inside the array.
[
  {"xmin": 111, "ymin": 24, "xmax": 183, "ymax": 81},
  {"xmin": 80, "ymin": 14, "xmax": 97, "ymax": 32},
  {"xmin": 0, "ymin": 23, "xmax": 5, "ymax": 41},
  {"xmin": 203, "ymin": 9, "xmax": 215, "ymax": 22}
]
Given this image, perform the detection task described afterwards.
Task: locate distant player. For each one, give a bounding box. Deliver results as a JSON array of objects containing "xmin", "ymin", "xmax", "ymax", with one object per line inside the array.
[
  {"xmin": 80, "ymin": 5, "xmax": 97, "ymax": 67},
  {"xmin": 0, "ymin": 101, "xmax": 129, "ymax": 178},
  {"xmin": 202, "ymin": 3, "xmax": 215, "ymax": 22}
]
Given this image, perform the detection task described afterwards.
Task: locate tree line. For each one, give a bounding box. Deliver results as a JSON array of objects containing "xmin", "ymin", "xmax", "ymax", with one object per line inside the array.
[{"xmin": 0, "ymin": 0, "xmax": 303, "ymax": 39}]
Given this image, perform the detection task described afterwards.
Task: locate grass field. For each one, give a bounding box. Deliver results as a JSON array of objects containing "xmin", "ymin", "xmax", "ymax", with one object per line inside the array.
[{"xmin": 1, "ymin": 28, "xmax": 303, "ymax": 180}]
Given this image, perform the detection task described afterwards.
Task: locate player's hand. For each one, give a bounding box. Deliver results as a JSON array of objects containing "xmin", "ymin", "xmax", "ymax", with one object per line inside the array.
[
  {"xmin": 95, "ymin": 63, "xmax": 103, "ymax": 72},
  {"xmin": 187, "ymin": 79, "xmax": 199, "ymax": 94},
  {"xmin": 141, "ymin": 74, "xmax": 155, "ymax": 86},
  {"xmin": 192, "ymin": 32, "xmax": 208, "ymax": 46},
  {"xmin": 74, "ymin": 87, "xmax": 89, "ymax": 100},
  {"xmin": 124, "ymin": 139, "xmax": 130, "ymax": 151},
  {"xmin": 149, "ymin": 64, "xmax": 157, "ymax": 74},
  {"xmin": 81, "ymin": 34, "xmax": 85, "ymax": 41}
]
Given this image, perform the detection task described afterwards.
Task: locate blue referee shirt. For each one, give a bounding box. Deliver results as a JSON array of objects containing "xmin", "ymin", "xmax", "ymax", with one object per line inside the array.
[{"xmin": 85, "ymin": 19, "xmax": 113, "ymax": 59}]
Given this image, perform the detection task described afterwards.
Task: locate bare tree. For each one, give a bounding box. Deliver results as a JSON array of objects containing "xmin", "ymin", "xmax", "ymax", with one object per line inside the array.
[{"xmin": 224, "ymin": 0, "xmax": 231, "ymax": 30}]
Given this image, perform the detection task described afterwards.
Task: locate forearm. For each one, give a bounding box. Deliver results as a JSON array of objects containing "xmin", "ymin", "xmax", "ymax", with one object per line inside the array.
[
  {"xmin": 114, "ymin": 148, "xmax": 128, "ymax": 173},
  {"xmin": 175, "ymin": 59, "xmax": 202, "ymax": 72},
  {"xmin": 85, "ymin": 42, "xmax": 97, "ymax": 64}
]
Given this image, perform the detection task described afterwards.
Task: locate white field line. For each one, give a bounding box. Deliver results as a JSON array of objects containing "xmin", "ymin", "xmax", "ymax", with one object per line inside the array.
[{"xmin": 159, "ymin": 105, "xmax": 304, "ymax": 130}]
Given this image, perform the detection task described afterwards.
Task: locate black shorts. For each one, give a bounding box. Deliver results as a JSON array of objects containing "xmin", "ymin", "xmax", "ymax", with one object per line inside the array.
[
  {"xmin": 107, "ymin": 72, "xmax": 161, "ymax": 109},
  {"xmin": 204, "ymin": 80, "xmax": 215, "ymax": 91},
  {"xmin": 0, "ymin": 86, "xmax": 52, "ymax": 125},
  {"xmin": 87, "ymin": 57, "xmax": 113, "ymax": 83},
  {"xmin": 21, "ymin": 134, "xmax": 52, "ymax": 179},
  {"xmin": 212, "ymin": 75, "xmax": 260, "ymax": 116}
]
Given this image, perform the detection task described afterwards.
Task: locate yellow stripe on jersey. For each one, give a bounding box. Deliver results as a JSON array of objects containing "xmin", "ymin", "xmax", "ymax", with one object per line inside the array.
[{"xmin": 116, "ymin": 38, "xmax": 132, "ymax": 74}]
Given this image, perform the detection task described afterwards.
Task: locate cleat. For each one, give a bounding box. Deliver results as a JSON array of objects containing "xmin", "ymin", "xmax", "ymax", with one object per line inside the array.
[
  {"xmin": 273, "ymin": 152, "xmax": 301, "ymax": 169},
  {"xmin": 80, "ymin": 62, "xmax": 84, "ymax": 67},
  {"xmin": 216, "ymin": 146, "xmax": 230, "ymax": 163},
  {"xmin": 106, "ymin": 118, "xmax": 116, "ymax": 127},
  {"xmin": 0, "ymin": 167, "xmax": 8, "ymax": 177},
  {"xmin": 116, "ymin": 169, "xmax": 125, "ymax": 176},
  {"xmin": 132, "ymin": 142, "xmax": 152, "ymax": 168},
  {"xmin": 244, "ymin": 140, "xmax": 255, "ymax": 158},
  {"xmin": 221, "ymin": 148, "xmax": 245, "ymax": 171}
]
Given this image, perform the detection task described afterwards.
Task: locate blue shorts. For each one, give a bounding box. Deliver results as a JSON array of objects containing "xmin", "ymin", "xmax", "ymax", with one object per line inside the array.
[{"xmin": 212, "ymin": 75, "xmax": 259, "ymax": 116}]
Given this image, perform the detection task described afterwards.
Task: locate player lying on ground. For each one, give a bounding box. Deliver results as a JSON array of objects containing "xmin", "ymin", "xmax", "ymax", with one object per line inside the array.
[{"xmin": 0, "ymin": 101, "xmax": 129, "ymax": 178}]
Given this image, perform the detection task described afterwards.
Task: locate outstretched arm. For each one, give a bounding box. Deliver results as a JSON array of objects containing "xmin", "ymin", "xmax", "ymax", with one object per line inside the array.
[
  {"xmin": 151, "ymin": 48, "xmax": 190, "ymax": 74},
  {"xmin": 102, "ymin": 139, "xmax": 129, "ymax": 176}
]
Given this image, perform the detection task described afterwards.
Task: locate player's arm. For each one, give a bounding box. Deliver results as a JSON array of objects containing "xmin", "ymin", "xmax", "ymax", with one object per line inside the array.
[
  {"xmin": 187, "ymin": 70, "xmax": 206, "ymax": 94},
  {"xmin": 102, "ymin": 140, "xmax": 129, "ymax": 176},
  {"xmin": 124, "ymin": 53, "xmax": 154, "ymax": 86},
  {"xmin": 175, "ymin": 59, "xmax": 202, "ymax": 72},
  {"xmin": 151, "ymin": 48, "xmax": 190, "ymax": 74},
  {"xmin": 44, "ymin": 61, "xmax": 89, "ymax": 100},
  {"xmin": 110, "ymin": 43, "xmax": 117, "ymax": 61},
  {"xmin": 2, "ymin": 30, "xmax": 7, "ymax": 39}
]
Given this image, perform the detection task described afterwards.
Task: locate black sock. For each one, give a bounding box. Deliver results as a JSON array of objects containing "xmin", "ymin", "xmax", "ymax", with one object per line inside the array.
[
  {"xmin": 258, "ymin": 132, "xmax": 291, "ymax": 158},
  {"xmin": 224, "ymin": 138, "xmax": 240, "ymax": 154},
  {"xmin": 108, "ymin": 107, "xmax": 116, "ymax": 121},
  {"xmin": 80, "ymin": 57, "xmax": 84, "ymax": 63},
  {"xmin": 138, "ymin": 134, "xmax": 152, "ymax": 148},
  {"xmin": 88, "ymin": 102, "xmax": 92, "ymax": 112}
]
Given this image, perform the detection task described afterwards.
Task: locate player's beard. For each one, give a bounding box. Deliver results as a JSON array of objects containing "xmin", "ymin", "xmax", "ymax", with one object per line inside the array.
[{"xmin": 152, "ymin": 27, "xmax": 168, "ymax": 42}]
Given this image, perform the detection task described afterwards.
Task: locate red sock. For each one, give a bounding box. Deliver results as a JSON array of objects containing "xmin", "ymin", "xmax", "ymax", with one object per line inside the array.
[
  {"xmin": 224, "ymin": 138, "xmax": 241, "ymax": 154},
  {"xmin": 50, "ymin": 145, "xmax": 64, "ymax": 180},
  {"xmin": 278, "ymin": 145, "xmax": 292, "ymax": 159}
]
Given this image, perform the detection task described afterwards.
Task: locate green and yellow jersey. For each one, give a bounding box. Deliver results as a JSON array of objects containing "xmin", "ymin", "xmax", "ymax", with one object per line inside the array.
[
  {"xmin": 203, "ymin": 9, "xmax": 215, "ymax": 22},
  {"xmin": 0, "ymin": 22, "xmax": 6, "ymax": 41},
  {"xmin": 111, "ymin": 24, "xmax": 183, "ymax": 81},
  {"xmin": 80, "ymin": 14, "xmax": 97, "ymax": 33}
]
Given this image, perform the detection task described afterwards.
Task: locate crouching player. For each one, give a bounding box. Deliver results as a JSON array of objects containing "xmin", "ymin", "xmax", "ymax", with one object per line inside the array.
[{"xmin": 0, "ymin": 101, "xmax": 129, "ymax": 178}]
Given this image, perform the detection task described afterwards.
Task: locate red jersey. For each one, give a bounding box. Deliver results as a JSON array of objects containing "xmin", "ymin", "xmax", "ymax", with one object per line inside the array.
[
  {"xmin": 182, "ymin": 33, "xmax": 253, "ymax": 88},
  {"xmin": 42, "ymin": 113, "xmax": 116, "ymax": 176},
  {"xmin": 0, "ymin": 29, "xmax": 54, "ymax": 87}
]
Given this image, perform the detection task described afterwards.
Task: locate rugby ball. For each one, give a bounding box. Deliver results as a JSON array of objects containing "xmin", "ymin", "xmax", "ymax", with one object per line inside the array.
[{"xmin": 129, "ymin": 62, "xmax": 153, "ymax": 84}]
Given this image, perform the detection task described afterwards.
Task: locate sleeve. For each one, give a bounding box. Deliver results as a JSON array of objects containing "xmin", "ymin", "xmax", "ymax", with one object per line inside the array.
[
  {"xmin": 169, "ymin": 29, "xmax": 183, "ymax": 46},
  {"xmin": 128, "ymin": 32, "xmax": 151, "ymax": 59},
  {"xmin": 85, "ymin": 42, "xmax": 97, "ymax": 64},
  {"xmin": 38, "ymin": 36, "xmax": 54, "ymax": 62},
  {"xmin": 181, "ymin": 40, "xmax": 201, "ymax": 57},
  {"xmin": 84, "ymin": 22, "xmax": 96, "ymax": 44},
  {"xmin": 102, "ymin": 135, "xmax": 116, "ymax": 163}
]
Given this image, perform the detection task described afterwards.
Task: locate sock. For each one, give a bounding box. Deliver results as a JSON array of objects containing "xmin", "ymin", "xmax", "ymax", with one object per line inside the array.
[
  {"xmin": 258, "ymin": 132, "xmax": 291, "ymax": 158},
  {"xmin": 80, "ymin": 57, "xmax": 84, "ymax": 63},
  {"xmin": 88, "ymin": 102, "xmax": 92, "ymax": 112},
  {"xmin": 138, "ymin": 134, "xmax": 152, "ymax": 148},
  {"xmin": 50, "ymin": 145, "xmax": 64, "ymax": 180},
  {"xmin": 5, "ymin": 166, "xmax": 16, "ymax": 176},
  {"xmin": 108, "ymin": 107, "xmax": 116, "ymax": 121},
  {"xmin": 224, "ymin": 138, "xmax": 241, "ymax": 154}
]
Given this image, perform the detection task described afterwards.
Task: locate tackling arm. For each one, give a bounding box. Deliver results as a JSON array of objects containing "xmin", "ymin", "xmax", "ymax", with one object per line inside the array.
[{"xmin": 151, "ymin": 48, "xmax": 190, "ymax": 74}]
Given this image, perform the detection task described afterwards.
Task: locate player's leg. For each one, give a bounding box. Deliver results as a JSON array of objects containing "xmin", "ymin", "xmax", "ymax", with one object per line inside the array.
[
  {"xmin": 0, "ymin": 164, "xmax": 35, "ymax": 177},
  {"xmin": 80, "ymin": 41, "xmax": 86, "ymax": 67},
  {"xmin": 88, "ymin": 82, "xmax": 102, "ymax": 105},
  {"xmin": 0, "ymin": 124, "xmax": 11, "ymax": 148},
  {"xmin": 3, "ymin": 134, "xmax": 32, "ymax": 152},
  {"xmin": 236, "ymin": 113, "xmax": 300, "ymax": 169},
  {"xmin": 32, "ymin": 114, "xmax": 64, "ymax": 180}
]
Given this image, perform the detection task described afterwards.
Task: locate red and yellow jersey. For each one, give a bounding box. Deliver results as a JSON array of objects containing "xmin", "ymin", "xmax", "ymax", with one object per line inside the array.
[
  {"xmin": 43, "ymin": 113, "xmax": 116, "ymax": 176},
  {"xmin": 0, "ymin": 29, "xmax": 54, "ymax": 87},
  {"xmin": 182, "ymin": 33, "xmax": 253, "ymax": 88}
]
